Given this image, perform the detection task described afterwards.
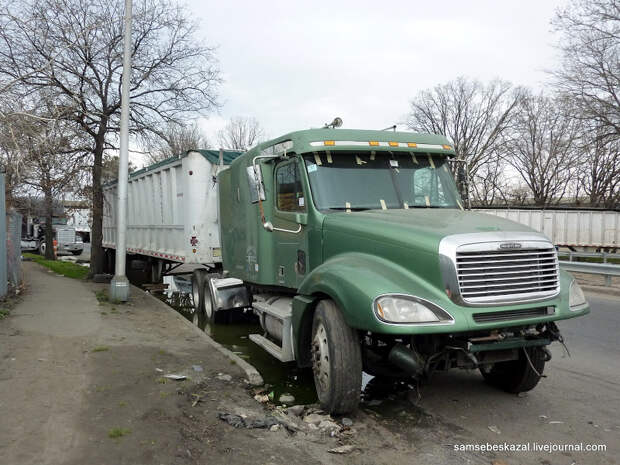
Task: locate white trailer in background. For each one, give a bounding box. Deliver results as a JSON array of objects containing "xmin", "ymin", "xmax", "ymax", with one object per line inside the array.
[
  {"xmin": 102, "ymin": 149, "xmax": 243, "ymax": 279},
  {"xmin": 477, "ymin": 209, "xmax": 620, "ymax": 250}
]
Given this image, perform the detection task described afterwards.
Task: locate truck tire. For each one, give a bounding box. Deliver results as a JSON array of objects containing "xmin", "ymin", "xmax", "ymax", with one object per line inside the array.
[
  {"xmin": 39, "ymin": 242, "xmax": 46, "ymax": 256},
  {"xmin": 191, "ymin": 269, "xmax": 207, "ymax": 329},
  {"xmin": 311, "ymin": 299, "xmax": 362, "ymax": 414},
  {"xmin": 481, "ymin": 347, "xmax": 546, "ymax": 393},
  {"xmin": 203, "ymin": 273, "xmax": 228, "ymax": 324}
]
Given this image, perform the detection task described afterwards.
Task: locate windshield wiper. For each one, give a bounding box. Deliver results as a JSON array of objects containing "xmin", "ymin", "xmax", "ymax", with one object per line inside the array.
[{"xmin": 326, "ymin": 207, "xmax": 371, "ymax": 211}]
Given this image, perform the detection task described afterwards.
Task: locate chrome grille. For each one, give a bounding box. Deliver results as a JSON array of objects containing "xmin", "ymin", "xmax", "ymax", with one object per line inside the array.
[
  {"xmin": 456, "ymin": 248, "xmax": 559, "ymax": 303},
  {"xmin": 56, "ymin": 228, "xmax": 75, "ymax": 245}
]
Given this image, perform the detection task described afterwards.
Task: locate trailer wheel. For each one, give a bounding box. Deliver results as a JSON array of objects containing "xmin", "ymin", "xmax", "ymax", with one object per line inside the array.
[
  {"xmin": 311, "ymin": 299, "xmax": 362, "ymax": 415},
  {"xmin": 191, "ymin": 269, "xmax": 207, "ymax": 329},
  {"xmin": 480, "ymin": 346, "xmax": 546, "ymax": 393},
  {"xmin": 203, "ymin": 273, "xmax": 228, "ymax": 324},
  {"xmin": 150, "ymin": 259, "xmax": 163, "ymax": 284}
]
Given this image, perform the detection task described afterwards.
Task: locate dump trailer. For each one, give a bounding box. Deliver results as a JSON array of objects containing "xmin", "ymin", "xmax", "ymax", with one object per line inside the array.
[
  {"xmin": 102, "ymin": 149, "xmax": 242, "ymax": 283},
  {"xmin": 109, "ymin": 130, "xmax": 590, "ymax": 415},
  {"xmin": 476, "ymin": 208, "xmax": 619, "ymax": 250}
]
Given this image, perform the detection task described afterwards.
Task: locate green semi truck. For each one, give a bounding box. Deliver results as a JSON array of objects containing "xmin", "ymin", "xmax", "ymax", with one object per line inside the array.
[{"xmin": 188, "ymin": 128, "xmax": 589, "ymax": 414}]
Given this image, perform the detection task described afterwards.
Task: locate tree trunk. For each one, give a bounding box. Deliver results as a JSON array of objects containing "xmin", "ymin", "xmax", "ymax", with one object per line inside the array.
[
  {"xmin": 43, "ymin": 186, "xmax": 55, "ymax": 260},
  {"xmin": 89, "ymin": 129, "xmax": 106, "ymax": 276}
]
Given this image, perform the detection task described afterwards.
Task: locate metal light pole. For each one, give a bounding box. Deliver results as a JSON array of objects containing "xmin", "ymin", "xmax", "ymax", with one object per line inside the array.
[{"xmin": 109, "ymin": 0, "xmax": 132, "ymax": 302}]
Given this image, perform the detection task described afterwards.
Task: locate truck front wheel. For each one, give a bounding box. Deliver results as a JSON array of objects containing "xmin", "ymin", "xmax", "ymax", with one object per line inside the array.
[
  {"xmin": 480, "ymin": 346, "xmax": 546, "ymax": 393},
  {"xmin": 311, "ymin": 299, "xmax": 362, "ymax": 414},
  {"xmin": 203, "ymin": 273, "xmax": 228, "ymax": 324}
]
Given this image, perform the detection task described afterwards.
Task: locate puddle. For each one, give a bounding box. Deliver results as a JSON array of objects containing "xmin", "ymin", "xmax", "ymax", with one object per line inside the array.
[
  {"xmin": 155, "ymin": 274, "xmax": 317, "ymax": 405},
  {"xmin": 128, "ymin": 269, "xmax": 416, "ymax": 408}
]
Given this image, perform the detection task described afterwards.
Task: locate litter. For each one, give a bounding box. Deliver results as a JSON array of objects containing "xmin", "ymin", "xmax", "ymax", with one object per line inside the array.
[
  {"xmin": 164, "ymin": 374, "xmax": 186, "ymax": 381},
  {"xmin": 217, "ymin": 412, "xmax": 279, "ymax": 429}
]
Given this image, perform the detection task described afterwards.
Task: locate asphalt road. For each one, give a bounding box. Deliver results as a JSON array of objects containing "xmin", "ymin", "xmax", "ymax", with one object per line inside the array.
[{"xmin": 377, "ymin": 292, "xmax": 620, "ymax": 465}]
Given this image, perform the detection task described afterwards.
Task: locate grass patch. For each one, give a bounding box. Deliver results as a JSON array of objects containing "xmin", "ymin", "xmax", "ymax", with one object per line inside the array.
[
  {"xmin": 0, "ymin": 309, "xmax": 9, "ymax": 320},
  {"xmin": 91, "ymin": 346, "xmax": 109, "ymax": 353},
  {"xmin": 95, "ymin": 290, "xmax": 109, "ymax": 303},
  {"xmin": 118, "ymin": 401, "xmax": 127, "ymax": 407},
  {"xmin": 108, "ymin": 427, "xmax": 131, "ymax": 439},
  {"xmin": 23, "ymin": 253, "xmax": 89, "ymax": 280}
]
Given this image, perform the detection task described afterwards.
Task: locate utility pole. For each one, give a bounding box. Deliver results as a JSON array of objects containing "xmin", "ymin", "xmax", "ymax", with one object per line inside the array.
[{"xmin": 109, "ymin": 0, "xmax": 132, "ymax": 302}]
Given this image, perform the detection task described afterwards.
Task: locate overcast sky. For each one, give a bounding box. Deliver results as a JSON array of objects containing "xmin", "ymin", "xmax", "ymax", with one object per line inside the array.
[{"xmin": 138, "ymin": 0, "xmax": 568, "ymax": 161}]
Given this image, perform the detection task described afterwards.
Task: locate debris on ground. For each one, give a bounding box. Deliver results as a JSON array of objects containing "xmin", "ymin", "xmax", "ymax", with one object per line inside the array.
[
  {"xmin": 217, "ymin": 373, "xmax": 232, "ymax": 382},
  {"xmin": 155, "ymin": 368, "xmax": 163, "ymax": 373},
  {"xmin": 164, "ymin": 374, "xmax": 186, "ymax": 381},
  {"xmin": 303, "ymin": 413, "xmax": 328, "ymax": 425},
  {"xmin": 328, "ymin": 445, "xmax": 357, "ymax": 454},
  {"xmin": 488, "ymin": 425, "xmax": 501, "ymax": 434},
  {"xmin": 341, "ymin": 417, "xmax": 353, "ymax": 427},
  {"xmin": 217, "ymin": 412, "xmax": 280, "ymax": 429},
  {"xmin": 287, "ymin": 405, "xmax": 305, "ymax": 416},
  {"xmin": 254, "ymin": 394, "xmax": 269, "ymax": 403},
  {"xmin": 192, "ymin": 365, "xmax": 203, "ymax": 372},
  {"xmin": 279, "ymin": 393, "xmax": 295, "ymax": 404}
]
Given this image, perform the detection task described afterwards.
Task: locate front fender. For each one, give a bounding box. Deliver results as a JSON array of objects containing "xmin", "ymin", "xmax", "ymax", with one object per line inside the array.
[{"xmin": 295, "ymin": 252, "xmax": 459, "ymax": 334}]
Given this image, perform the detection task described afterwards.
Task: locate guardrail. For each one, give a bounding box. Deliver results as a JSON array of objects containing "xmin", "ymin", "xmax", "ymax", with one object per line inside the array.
[
  {"xmin": 557, "ymin": 251, "xmax": 620, "ymax": 263},
  {"xmin": 559, "ymin": 261, "xmax": 620, "ymax": 287}
]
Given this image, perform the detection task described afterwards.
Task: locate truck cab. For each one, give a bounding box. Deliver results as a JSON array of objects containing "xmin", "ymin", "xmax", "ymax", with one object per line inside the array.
[{"xmin": 211, "ymin": 128, "xmax": 589, "ymax": 414}]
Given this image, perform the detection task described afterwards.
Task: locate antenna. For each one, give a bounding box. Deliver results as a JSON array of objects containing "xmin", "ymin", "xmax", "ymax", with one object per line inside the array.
[
  {"xmin": 324, "ymin": 117, "xmax": 343, "ymax": 129},
  {"xmin": 380, "ymin": 125, "xmax": 397, "ymax": 132}
]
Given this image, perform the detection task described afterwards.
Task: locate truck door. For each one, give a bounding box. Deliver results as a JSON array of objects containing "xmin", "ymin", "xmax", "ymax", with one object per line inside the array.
[{"xmin": 273, "ymin": 158, "xmax": 308, "ymax": 288}]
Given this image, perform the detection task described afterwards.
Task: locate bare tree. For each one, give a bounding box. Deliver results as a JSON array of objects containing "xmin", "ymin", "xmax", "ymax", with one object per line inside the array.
[
  {"xmin": 405, "ymin": 77, "xmax": 522, "ymax": 204},
  {"xmin": 0, "ymin": 0, "xmax": 221, "ymax": 274},
  {"xmin": 147, "ymin": 121, "xmax": 209, "ymax": 163},
  {"xmin": 468, "ymin": 158, "xmax": 512, "ymax": 206},
  {"xmin": 11, "ymin": 97, "xmax": 87, "ymax": 259},
  {"xmin": 503, "ymin": 92, "xmax": 581, "ymax": 206},
  {"xmin": 577, "ymin": 124, "xmax": 620, "ymax": 207},
  {"xmin": 217, "ymin": 116, "xmax": 265, "ymax": 151},
  {"xmin": 551, "ymin": 0, "xmax": 620, "ymax": 141}
]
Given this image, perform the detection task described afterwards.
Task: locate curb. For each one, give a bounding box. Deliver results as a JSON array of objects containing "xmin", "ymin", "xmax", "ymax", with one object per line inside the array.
[
  {"xmin": 135, "ymin": 284, "xmax": 264, "ymax": 386},
  {"xmin": 581, "ymin": 284, "xmax": 620, "ymax": 298}
]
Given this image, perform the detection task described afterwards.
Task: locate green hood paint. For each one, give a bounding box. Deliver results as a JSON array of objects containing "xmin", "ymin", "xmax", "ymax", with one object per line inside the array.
[{"xmin": 323, "ymin": 209, "xmax": 534, "ymax": 255}]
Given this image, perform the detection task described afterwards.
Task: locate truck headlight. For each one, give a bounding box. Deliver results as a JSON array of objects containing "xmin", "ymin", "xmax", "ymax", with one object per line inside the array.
[
  {"xmin": 569, "ymin": 280, "xmax": 587, "ymax": 310},
  {"xmin": 374, "ymin": 295, "xmax": 453, "ymax": 324}
]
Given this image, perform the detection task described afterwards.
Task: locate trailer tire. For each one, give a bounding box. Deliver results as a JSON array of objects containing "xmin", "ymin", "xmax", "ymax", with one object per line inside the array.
[
  {"xmin": 311, "ymin": 299, "xmax": 362, "ymax": 415},
  {"xmin": 481, "ymin": 346, "xmax": 546, "ymax": 393},
  {"xmin": 150, "ymin": 259, "xmax": 163, "ymax": 284},
  {"xmin": 191, "ymin": 269, "xmax": 207, "ymax": 329}
]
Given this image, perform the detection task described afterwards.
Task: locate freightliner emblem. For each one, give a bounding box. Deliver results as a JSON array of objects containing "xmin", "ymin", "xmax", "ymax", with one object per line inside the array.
[{"xmin": 499, "ymin": 242, "xmax": 522, "ymax": 249}]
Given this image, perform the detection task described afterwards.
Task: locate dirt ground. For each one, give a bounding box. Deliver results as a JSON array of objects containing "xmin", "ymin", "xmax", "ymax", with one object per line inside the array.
[{"xmin": 0, "ymin": 262, "xmax": 617, "ymax": 465}]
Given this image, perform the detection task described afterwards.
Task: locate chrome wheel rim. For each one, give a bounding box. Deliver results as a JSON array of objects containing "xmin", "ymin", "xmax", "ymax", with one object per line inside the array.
[
  {"xmin": 191, "ymin": 277, "xmax": 200, "ymax": 311},
  {"xmin": 204, "ymin": 283, "xmax": 213, "ymax": 318},
  {"xmin": 312, "ymin": 323, "xmax": 330, "ymax": 393}
]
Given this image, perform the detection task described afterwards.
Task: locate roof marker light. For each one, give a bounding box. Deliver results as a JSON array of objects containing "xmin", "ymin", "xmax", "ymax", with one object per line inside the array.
[
  {"xmin": 442, "ymin": 144, "xmax": 452, "ymax": 150},
  {"xmin": 388, "ymin": 141, "xmax": 399, "ymax": 147},
  {"xmin": 369, "ymin": 141, "xmax": 379, "ymax": 146},
  {"xmin": 408, "ymin": 142, "xmax": 417, "ymax": 148},
  {"xmin": 324, "ymin": 140, "xmax": 335, "ymax": 146}
]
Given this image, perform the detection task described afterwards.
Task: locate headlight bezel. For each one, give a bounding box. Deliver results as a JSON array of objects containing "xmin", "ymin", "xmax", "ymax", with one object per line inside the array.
[
  {"xmin": 568, "ymin": 279, "xmax": 588, "ymax": 310},
  {"xmin": 373, "ymin": 294, "xmax": 455, "ymax": 325}
]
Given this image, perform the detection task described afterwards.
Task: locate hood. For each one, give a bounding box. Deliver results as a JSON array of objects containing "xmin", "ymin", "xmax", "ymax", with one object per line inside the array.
[{"xmin": 323, "ymin": 208, "xmax": 536, "ymax": 255}]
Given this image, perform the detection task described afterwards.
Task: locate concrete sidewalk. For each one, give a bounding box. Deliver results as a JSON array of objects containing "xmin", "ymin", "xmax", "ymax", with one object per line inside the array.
[{"xmin": 0, "ymin": 263, "xmax": 324, "ymax": 465}]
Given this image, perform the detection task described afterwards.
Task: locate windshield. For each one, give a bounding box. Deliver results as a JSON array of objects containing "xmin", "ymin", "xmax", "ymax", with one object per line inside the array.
[{"xmin": 303, "ymin": 151, "xmax": 462, "ymax": 211}]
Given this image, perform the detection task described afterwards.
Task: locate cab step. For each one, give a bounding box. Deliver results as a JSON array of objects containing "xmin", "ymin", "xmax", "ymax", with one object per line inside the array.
[{"xmin": 249, "ymin": 296, "xmax": 295, "ymax": 363}]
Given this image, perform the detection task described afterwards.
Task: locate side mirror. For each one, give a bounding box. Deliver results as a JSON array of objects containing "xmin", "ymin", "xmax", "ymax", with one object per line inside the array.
[{"xmin": 263, "ymin": 221, "xmax": 274, "ymax": 232}]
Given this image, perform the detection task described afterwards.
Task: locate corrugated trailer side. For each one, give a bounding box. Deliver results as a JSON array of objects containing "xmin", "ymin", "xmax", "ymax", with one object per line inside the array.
[
  {"xmin": 103, "ymin": 149, "xmax": 243, "ymax": 265},
  {"xmin": 476, "ymin": 209, "xmax": 619, "ymax": 248}
]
